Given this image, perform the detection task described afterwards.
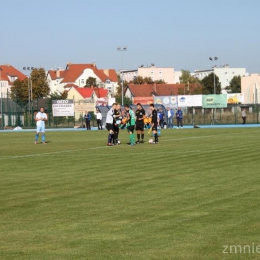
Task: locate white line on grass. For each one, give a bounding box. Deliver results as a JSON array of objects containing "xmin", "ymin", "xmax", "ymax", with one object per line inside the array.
[
  {"xmin": 0, "ymin": 146, "xmax": 111, "ymax": 160},
  {"xmin": 0, "ymin": 130, "xmax": 257, "ymax": 160}
]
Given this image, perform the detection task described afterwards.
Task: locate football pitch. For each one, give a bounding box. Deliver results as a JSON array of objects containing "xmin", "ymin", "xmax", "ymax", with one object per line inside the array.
[{"xmin": 0, "ymin": 128, "xmax": 260, "ymax": 260}]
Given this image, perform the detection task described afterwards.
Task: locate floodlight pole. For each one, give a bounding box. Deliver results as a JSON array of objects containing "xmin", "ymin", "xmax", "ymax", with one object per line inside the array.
[
  {"xmin": 209, "ymin": 57, "xmax": 218, "ymax": 124},
  {"xmin": 28, "ymin": 77, "xmax": 30, "ymax": 114},
  {"xmin": 117, "ymin": 47, "xmax": 127, "ymax": 105},
  {"xmin": 23, "ymin": 67, "xmax": 34, "ymax": 115}
]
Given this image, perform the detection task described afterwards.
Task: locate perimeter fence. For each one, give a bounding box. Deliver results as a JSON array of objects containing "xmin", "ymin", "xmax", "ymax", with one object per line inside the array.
[{"xmin": 0, "ymin": 98, "xmax": 259, "ymax": 129}]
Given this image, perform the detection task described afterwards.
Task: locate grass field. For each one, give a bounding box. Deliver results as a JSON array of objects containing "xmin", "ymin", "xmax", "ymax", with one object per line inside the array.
[{"xmin": 0, "ymin": 127, "xmax": 260, "ymax": 260}]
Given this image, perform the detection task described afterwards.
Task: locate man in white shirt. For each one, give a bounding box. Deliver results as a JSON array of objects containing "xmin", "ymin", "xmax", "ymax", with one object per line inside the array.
[
  {"xmin": 95, "ymin": 109, "xmax": 103, "ymax": 130},
  {"xmin": 105, "ymin": 103, "xmax": 117, "ymax": 146},
  {"xmin": 167, "ymin": 107, "xmax": 173, "ymax": 128},
  {"xmin": 34, "ymin": 107, "xmax": 48, "ymax": 144}
]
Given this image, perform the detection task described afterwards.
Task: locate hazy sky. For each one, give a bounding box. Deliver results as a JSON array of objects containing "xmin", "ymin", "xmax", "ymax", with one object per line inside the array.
[{"xmin": 1, "ymin": 0, "xmax": 259, "ymax": 74}]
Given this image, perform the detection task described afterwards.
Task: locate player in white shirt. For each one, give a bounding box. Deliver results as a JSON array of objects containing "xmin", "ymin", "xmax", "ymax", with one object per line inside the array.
[
  {"xmin": 34, "ymin": 107, "xmax": 48, "ymax": 144},
  {"xmin": 105, "ymin": 103, "xmax": 117, "ymax": 146}
]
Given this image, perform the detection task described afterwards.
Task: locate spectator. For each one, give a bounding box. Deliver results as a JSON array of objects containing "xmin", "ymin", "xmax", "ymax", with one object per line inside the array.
[
  {"xmin": 95, "ymin": 109, "xmax": 103, "ymax": 130},
  {"xmin": 84, "ymin": 111, "xmax": 91, "ymax": 130},
  {"xmin": 167, "ymin": 107, "xmax": 174, "ymax": 128},
  {"xmin": 176, "ymin": 107, "xmax": 183, "ymax": 129},
  {"xmin": 159, "ymin": 109, "xmax": 164, "ymax": 128},
  {"xmin": 242, "ymin": 108, "xmax": 246, "ymax": 124}
]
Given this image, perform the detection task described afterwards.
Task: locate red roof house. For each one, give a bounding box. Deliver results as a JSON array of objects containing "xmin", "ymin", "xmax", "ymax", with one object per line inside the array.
[
  {"xmin": 47, "ymin": 63, "xmax": 119, "ymax": 95},
  {"xmin": 0, "ymin": 64, "xmax": 27, "ymax": 95}
]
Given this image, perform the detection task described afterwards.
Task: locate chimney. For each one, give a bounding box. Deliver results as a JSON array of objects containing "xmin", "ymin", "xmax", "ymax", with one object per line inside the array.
[
  {"xmin": 92, "ymin": 62, "xmax": 96, "ymax": 67},
  {"xmin": 56, "ymin": 69, "xmax": 60, "ymax": 78}
]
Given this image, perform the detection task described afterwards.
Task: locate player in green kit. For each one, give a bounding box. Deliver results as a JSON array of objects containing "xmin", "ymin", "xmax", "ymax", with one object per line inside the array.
[{"xmin": 124, "ymin": 104, "xmax": 136, "ymax": 146}]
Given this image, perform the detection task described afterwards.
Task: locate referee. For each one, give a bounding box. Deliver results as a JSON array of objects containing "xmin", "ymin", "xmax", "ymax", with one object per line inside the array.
[
  {"xmin": 150, "ymin": 103, "xmax": 159, "ymax": 144},
  {"xmin": 135, "ymin": 103, "xmax": 146, "ymax": 144}
]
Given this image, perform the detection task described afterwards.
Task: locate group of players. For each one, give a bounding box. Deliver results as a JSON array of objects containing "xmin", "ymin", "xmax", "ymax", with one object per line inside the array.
[
  {"xmin": 32, "ymin": 104, "xmax": 159, "ymax": 146},
  {"xmin": 105, "ymin": 102, "xmax": 159, "ymax": 146}
]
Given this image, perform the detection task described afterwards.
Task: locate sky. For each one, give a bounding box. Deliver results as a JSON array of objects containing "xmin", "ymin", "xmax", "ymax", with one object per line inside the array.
[{"xmin": 1, "ymin": 0, "xmax": 260, "ymax": 74}]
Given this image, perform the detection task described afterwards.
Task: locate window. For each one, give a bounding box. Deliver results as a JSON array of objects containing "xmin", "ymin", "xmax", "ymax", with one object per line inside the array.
[
  {"xmin": 81, "ymin": 79, "xmax": 84, "ymax": 84},
  {"xmin": 10, "ymin": 76, "xmax": 17, "ymax": 82}
]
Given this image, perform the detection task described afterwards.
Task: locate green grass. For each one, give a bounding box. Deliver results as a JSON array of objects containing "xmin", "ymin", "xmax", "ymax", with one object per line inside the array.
[{"xmin": 0, "ymin": 128, "xmax": 260, "ymax": 260}]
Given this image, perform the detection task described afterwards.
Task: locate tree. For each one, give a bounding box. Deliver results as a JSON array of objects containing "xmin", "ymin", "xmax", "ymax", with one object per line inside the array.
[
  {"xmin": 178, "ymin": 83, "xmax": 203, "ymax": 95},
  {"xmin": 154, "ymin": 79, "xmax": 166, "ymax": 84},
  {"xmin": 115, "ymin": 80, "xmax": 127, "ymax": 96},
  {"xmin": 10, "ymin": 68, "xmax": 50, "ymax": 105},
  {"xmin": 179, "ymin": 70, "xmax": 200, "ymax": 84},
  {"xmin": 48, "ymin": 90, "xmax": 68, "ymax": 101},
  {"xmin": 115, "ymin": 95, "xmax": 132, "ymax": 105},
  {"xmin": 178, "ymin": 70, "xmax": 202, "ymax": 94},
  {"xmin": 30, "ymin": 68, "xmax": 50, "ymax": 98},
  {"xmin": 143, "ymin": 77, "xmax": 154, "ymax": 84},
  {"xmin": 201, "ymin": 73, "xmax": 221, "ymax": 94},
  {"xmin": 127, "ymin": 76, "xmax": 154, "ymax": 84},
  {"xmin": 85, "ymin": 77, "xmax": 98, "ymax": 87},
  {"xmin": 130, "ymin": 76, "xmax": 145, "ymax": 84},
  {"xmin": 225, "ymin": 75, "xmax": 241, "ymax": 93},
  {"xmin": 10, "ymin": 79, "xmax": 30, "ymax": 105}
]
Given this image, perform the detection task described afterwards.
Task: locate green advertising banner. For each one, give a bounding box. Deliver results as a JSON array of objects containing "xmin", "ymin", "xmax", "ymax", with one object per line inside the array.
[{"xmin": 202, "ymin": 94, "xmax": 227, "ymax": 108}]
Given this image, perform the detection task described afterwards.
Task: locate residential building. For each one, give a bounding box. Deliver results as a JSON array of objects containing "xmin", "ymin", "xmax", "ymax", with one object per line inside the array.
[
  {"xmin": 241, "ymin": 73, "xmax": 260, "ymax": 103},
  {"xmin": 194, "ymin": 65, "xmax": 248, "ymax": 89},
  {"xmin": 67, "ymin": 86, "xmax": 110, "ymax": 102},
  {"xmin": 174, "ymin": 71, "xmax": 183, "ymax": 84},
  {"xmin": 120, "ymin": 65, "xmax": 175, "ymax": 84},
  {"xmin": 125, "ymin": 83, "xmax": 184, "ymax": 102},
  {"xmin": 138, "ymin": 66, "xmax": 174, "ymax": 84},
  {"xmin": 120, "ymin": 69, "xmax": 138, "ymax": 82},
  {"xmin": 0, "ymin": 64, "xmax": 27, "ymax": 97},
  {"xmin": 47, "ymin": 63, "xmax": 118, "ymax": 95}
]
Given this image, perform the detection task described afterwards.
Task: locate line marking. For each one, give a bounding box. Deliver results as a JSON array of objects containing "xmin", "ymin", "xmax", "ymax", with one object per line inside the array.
[{"xmin": 0, "ymin": 130, "xmax": 258, "ymax": 160}]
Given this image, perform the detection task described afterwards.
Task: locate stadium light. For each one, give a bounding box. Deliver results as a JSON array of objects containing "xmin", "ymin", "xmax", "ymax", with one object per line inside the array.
[
  {"xmin": 23, "ymin": 67, "xmax": 35, "ymax": 114},
  {"xmin": 209, "ymin": 57, "xmax": 218, "ymax": 125},
  {"xmin": 209, "ymin": 57, "xmax": 218, "ymax": 94},
  {"xmin": 117, "ymin": 46, "xmax": 127, "ymax": 105}
]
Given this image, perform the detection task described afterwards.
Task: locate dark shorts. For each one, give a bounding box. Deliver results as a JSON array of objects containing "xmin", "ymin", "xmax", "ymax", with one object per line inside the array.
[
  {"xmin": 135, "ymin": 123, "xmax": 144, "ymax": 131},
  {"xmin": 152, "ymin": 123, "xmax": 158, "ymax": 131},
  {"xmin": 106, "ymin": 123, "xmax": 114, "ymax": 131},
  {"xmin": 114, "ymin": 125, "xmax": 119, "ymax": 133},
  {"xmin": 127, "ymin": 125, "xmax": 135, "ymax": 133}
]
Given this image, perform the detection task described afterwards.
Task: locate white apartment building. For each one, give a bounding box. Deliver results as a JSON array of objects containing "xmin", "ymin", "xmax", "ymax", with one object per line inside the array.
[
  {"xmin": 120, "ymin": 65, "xmax": 175, "ymax": 84},
  {"xmin": 194, "ymin": 66, "xmax": 248, "ymax": 89}
]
